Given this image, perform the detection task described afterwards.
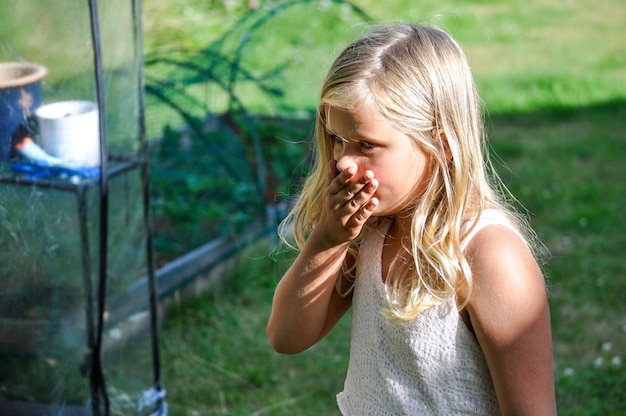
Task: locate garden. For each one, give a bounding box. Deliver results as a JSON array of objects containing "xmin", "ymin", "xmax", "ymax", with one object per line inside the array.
[
  {"xmin": 149, "ymin": 0, "xmax": 625, "ymax": 414},
  {"xmin": 0, "ymin": 0, "xmax": 618, "ymax": 413}
]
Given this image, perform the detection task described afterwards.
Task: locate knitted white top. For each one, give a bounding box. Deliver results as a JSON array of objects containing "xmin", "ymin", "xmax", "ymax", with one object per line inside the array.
[{"xmin": 336, "ymin": 212, "xmax": 513, "ymax": 415}]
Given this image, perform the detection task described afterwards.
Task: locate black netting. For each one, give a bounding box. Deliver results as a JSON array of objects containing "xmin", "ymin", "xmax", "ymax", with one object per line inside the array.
[{"xmin": 0, "ymin": 0, "xmax": 163, "ymax": 415}]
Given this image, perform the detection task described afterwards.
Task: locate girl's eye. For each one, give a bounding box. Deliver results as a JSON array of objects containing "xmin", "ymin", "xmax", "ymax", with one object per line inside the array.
[
  {"xmin": 330, "ymin": 133, "xmax": 346, "ymax": 145},
  {"xmin": 359, "ymin": 141, "xmax": 375, "ymax": 153},
  {"xmin": 329, "ymin": 133, "xmax": 375, "ymax": 153}
]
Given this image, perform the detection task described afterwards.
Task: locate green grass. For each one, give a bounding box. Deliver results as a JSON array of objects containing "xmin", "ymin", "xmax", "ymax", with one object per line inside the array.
[
  {"xmin": 159, "ymin": 247, "xmax": 353, "ymax": 415},
  {"xmin": 490, "ymin": 102, "xmax": 626, "ymax": 414},
  {"xmin": 146, "ymin": 0, "xmax": 626, "ymax": 414}
]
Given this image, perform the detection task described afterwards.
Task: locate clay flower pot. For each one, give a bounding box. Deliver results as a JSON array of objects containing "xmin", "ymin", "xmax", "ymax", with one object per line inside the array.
[{"xmin": 0, "ymin": 62, "xmax": 47, "ymax": 161}]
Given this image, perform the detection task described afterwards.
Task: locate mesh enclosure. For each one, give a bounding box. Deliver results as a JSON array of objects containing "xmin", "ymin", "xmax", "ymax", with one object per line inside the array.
[{"xmin": 0, "ymin": 0, "xmax": 163, "ymax": 415}]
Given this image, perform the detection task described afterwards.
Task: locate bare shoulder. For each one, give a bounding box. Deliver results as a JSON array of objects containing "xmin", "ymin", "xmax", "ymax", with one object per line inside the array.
[
  {"xmin": 464, "ymin": 223, "xmax": 547, "ymax": 334},
  {"xmin": 464, "ymin": 224, "xmax": 556, "ymax": 414}
]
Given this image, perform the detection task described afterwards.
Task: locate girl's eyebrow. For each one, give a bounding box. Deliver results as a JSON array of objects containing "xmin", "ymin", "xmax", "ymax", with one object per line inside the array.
[{"xmin": 347, "ymin": 130, "xmax": 380, "ymax": 144}]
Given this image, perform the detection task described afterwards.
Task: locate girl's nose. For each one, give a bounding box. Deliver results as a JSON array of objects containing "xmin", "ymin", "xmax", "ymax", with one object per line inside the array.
[{"xmin": 335, "ymin": 150, "xmax": 358, "ymax": 174}]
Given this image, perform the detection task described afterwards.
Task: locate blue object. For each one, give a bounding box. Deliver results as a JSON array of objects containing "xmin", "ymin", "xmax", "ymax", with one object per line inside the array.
[
  {"xmin": 138, "ymin": 386, "xmax": 168, "ymax": 416},
  {"xmin": 0, "ymin": 62, "xmax": 47, "ymax": 161},
  {"xmin": 10, "ymin": 161, "xmax": 101, "ymax": 180}
]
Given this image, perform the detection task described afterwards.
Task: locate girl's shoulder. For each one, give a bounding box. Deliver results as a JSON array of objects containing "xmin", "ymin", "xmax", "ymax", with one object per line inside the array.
[
  {"xmin": 464, "ymin": 209, "xmax": 540, "ymax": 293},
  {"xmin": 463, "ymin": 210, "xmax": 547, "ymax": 343}
]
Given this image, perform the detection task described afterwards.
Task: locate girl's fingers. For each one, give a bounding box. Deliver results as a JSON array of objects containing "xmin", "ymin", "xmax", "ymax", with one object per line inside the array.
[
  {"xmin": 330, "ymin": 168, "xmax": 374, "ymax": 202},
  {"xmin": 347, "ymin": 177, "xmax": 377, "ymax": 209},
  {"xmin": 335, "ymin": 173, "xmax": 377, "ymax": 211},
  {"xmin": 328, "ymin": 160, "xmax": 340, "ymax": 181},
  {"xmin": 349, "ymin": 197, "xmax": 378, "ymax": 226},
  {"xmin": 320, "ymin": 166, "xmax": 379, "ymax": 243},
  {"xmin": 328, "ymin": 164, "xmax": 357, "ymax": 195},
  {"xmin": 328, "ymin": 175, "xmax": 378, "ymax": 221}
]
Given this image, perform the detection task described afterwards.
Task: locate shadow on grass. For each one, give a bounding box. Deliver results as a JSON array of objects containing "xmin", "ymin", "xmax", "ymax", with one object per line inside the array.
[{"xmin": 488, "ymin": 99, "xmax": 625, "ymax": 415}]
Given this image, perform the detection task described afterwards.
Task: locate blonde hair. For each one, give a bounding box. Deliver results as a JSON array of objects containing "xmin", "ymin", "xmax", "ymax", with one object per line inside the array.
[{"xmin": 280, "ymin": 24, "xmax": 538, "ymax": 320}]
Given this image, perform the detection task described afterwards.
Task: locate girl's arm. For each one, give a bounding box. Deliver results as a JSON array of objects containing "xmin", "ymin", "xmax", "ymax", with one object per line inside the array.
[
  {"xmin": 465, "ymin": 225, "xmax": 557, "ymax": 416},
  {"xmin": 267, "ymin": 227, "xmax": 353, "ymax": 354},
  {"xmin": 267, "ymin": 163, "xmax": 378, "ymax": 354}
]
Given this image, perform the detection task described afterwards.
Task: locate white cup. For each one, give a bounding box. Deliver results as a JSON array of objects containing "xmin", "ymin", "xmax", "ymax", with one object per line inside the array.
[{"xmin": 35, "ymin": 100, "xmax": 100, "ymax": 167}]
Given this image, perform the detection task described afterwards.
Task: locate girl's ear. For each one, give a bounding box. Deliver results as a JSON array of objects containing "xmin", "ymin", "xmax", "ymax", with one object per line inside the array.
[{"xmin": 433, "ymin": 129, "xmax": 453, "ymax": 162}]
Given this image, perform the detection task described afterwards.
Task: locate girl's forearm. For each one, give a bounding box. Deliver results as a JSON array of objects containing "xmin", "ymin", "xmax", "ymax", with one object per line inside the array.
[{"xmin": 267, "ymin": 227, "xmax": 350, "ymax": 354}]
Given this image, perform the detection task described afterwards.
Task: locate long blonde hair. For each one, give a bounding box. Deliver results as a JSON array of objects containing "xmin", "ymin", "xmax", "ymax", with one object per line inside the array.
[{"xmin": 280, "ymin": 24, "xmax": 537, "ymax": 320}]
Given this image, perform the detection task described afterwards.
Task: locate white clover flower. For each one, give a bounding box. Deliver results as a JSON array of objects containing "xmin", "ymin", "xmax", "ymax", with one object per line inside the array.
[
  {"xmin": 593, "ymin": 357, "xmax": 604, "ymax": 368},
  {"xmin": 602, "ymin": 342, "xmax": 613, "ymax": 353},
  {"xmin": 563, "ymin": 367, "xmax": 575, "ymax": 377},
  {"xmin": 611, "ymin": 356, "xmax": 622, "ymax": 368}
]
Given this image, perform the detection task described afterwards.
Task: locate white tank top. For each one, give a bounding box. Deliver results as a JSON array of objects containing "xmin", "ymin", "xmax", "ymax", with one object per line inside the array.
[{"xmin": 336, "ymin": 211, "xmax": 515, "ymax": 415}]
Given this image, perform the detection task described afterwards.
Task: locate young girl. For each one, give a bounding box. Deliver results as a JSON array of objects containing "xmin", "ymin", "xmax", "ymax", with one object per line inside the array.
[{"xmin": 267, "ymin": 24, "xmax": 556, "ymax": 415}]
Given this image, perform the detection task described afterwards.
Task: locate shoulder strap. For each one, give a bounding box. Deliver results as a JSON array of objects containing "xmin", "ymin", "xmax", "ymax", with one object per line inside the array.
[{"xmin": 461, "ymin": 210, "xmax": 525, "ymax": 251}]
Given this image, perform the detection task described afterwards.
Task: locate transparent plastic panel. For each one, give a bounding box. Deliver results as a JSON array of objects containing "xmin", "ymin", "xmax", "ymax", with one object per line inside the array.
[
  {"xmin": 101, "ymin": 168, "xmax": 155, "ymax": 414},
  {"xmin": 0, "ymin": 184, "xmax": 96, "ymax": 407},
  {"xmin": 0, "ymin": 1, "xmax": 157, "ymax": 414},
  {"xmin": 99, "ymin": 0, "xmax": 142, "ymax": 156}
]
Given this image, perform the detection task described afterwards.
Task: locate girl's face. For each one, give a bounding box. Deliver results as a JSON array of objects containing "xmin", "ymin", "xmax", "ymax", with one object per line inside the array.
[{"xmin": 327, "ymin": 105, "xmax": 432, "ymax": 217}]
